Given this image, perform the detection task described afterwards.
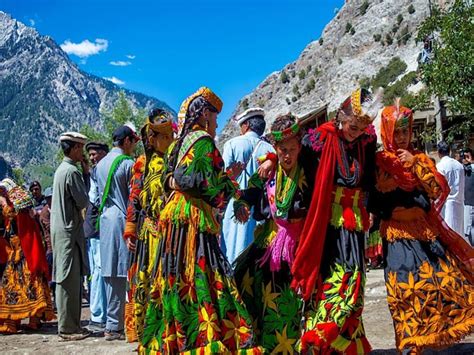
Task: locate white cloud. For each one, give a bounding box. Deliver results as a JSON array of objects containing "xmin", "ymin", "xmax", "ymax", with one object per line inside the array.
[
  {"xmin": 110, "ymin": 60, "xmax": 131, "ymax": 66},
  {"xmin": 104, "ymin": 76, "xmax": 125, "ymax": 85},
  {"xmin": 29, "ymin": 19, "xmax": 36, "ymax": 26},
  {"xmin": 126, "ymin": 54, "xmax": 136, "ymax": 59},
  {"xmin": 60, "ymin": 38, "xmax": 108, "ymax": 58}
]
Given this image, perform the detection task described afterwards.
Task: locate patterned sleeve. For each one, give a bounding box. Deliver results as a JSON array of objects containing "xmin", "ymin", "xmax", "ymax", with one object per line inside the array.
[
  {"xmin": 410, "ymin": 153, "xmax": 447, "ymax": 200},
  {"xmin": 123, "ymin": 155, "xmax": 145, "ymax": 240},
  {"xmin": 236, "ymin": 171, "xmax": 266, "ymax": 208},
  {"xmin": 173, "ymin": 137, "xmax": 238, "ymax": 211}
]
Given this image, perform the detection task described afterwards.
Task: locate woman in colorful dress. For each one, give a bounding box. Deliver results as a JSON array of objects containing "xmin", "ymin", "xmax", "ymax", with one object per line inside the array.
[
  {"xmin": 290, "ymin": 88, "xmax": 382, "ymax": 354},
  {"xmin": 141, "ymin": 87, "xmax": 260, "ymax": 354},
  {"xmin": 124, "ymin": 108, "xmax": 174, "ymax": 346},
  {"xmin": 124, "ymin": 150, "xmax": 146, "ymax": 342},
  {"xmin": 369, "ymin": 102, "xmax": 474, "ymax": 354},
  {"xmin": 233, "ymin": 113, "xmax": 312, "ymax": 353},
  {"xmin": 0, "ymin": 178, "xmax": 54, "ymax": 333}
]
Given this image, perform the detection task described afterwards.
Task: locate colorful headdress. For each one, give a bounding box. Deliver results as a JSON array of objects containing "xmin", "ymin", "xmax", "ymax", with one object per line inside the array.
[
  {"xmin": 177, "ymin": 87, "xmax": 223, "ymax": 137},
  {"xmin": 339, "ymin": 87, "xmax": 383, "ymax": 124},
  {"xmin": 271, "ymin": 121, "xmax": 300, "ymax": 142},
  {"xmin": 381, "ymin": 99, "xmax": 414, "ymax": 152},
  {"xmin": 145, "ymin": 109, "xmax": 174, "ymax": 136},
  {"xmin": 0, "ymin": 178, "xmax": 35, "ymax": 211}
]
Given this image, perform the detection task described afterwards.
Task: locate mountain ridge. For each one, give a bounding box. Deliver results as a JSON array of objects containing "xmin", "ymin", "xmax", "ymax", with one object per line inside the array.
[
  {"xmin": 0, "ymin": 11, "xmax": 174, "ymax": 167},
  {"xmin": 220, "ymin": 0, "xmax": 432, "ymax": 144}
]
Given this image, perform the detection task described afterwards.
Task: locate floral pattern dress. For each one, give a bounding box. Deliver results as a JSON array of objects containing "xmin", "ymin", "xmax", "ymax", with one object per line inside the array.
[
  {"xmin": 141, "ymin": 130, "xmax": 261, "ymax": 354},
  {"xmin": 370, "ymin": 151, "xmax": 474, "ymax": 353},
  {"xmin": 124, "ymin": 155, "xmax": 146, "ymax": 342},
  {"xmin": 234, "ymin": 163, "xmax": 311, "ymax": 354}
]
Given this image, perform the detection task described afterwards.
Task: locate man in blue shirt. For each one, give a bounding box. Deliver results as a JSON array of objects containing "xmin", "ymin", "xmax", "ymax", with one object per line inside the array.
[
  {"xmin": 221, "ymin": 108, "xmax": 274, "ymax": 265},
  {"xmin": 95, "ymin": 125, "xmax": 138, "ymax": 340}
]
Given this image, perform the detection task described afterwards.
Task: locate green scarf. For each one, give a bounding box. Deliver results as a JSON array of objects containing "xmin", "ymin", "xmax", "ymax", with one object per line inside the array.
[{"xmin": 96, "ymin": 154, "xmax": 134, "ymax": 229}]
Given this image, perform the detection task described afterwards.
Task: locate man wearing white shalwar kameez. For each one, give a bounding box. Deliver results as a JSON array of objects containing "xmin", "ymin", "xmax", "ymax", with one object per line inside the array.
[
  {"xmin": 221, "ymin": 108, "xmax": 274, "ymax": 265},
  {"xmin": 436, "ymin": 141, "xmax": 465, "ymax": 236}
]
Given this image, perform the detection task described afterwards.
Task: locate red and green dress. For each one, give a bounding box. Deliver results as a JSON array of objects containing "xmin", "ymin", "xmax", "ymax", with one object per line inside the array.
[
  {"xmin": 140, "ymin": 129, "xmax": 261, "ymax": 354},
  {"xmin": 234, "ymin": 162, "xmax": 311, "ymax": 353},
  {"xmin": 291, "ymin": 122, "xmax": 376, "ymax": 354},
  {"xmin": 370, "ymin": 150, "xmax": 474, "ymax": 353}
]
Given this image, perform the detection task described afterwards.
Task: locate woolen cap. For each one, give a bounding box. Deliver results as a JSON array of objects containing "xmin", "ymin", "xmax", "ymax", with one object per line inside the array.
[{"xmin": 235, "ymin": 107, "xmax": 265, "ymax": 126}]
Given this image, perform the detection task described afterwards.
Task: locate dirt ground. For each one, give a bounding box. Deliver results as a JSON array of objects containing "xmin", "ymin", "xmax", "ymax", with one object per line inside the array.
[{"xmin": 0, "ymin": 269, "xmax": 472, "ymax": 354}]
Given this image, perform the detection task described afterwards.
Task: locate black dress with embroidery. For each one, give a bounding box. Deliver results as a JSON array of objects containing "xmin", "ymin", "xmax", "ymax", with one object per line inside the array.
[{"xmin": 297, "ymin": 126, "xmax": 376, "ymax": 354}]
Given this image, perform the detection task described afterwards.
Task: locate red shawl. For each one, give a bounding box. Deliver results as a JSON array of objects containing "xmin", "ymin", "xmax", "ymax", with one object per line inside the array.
[
  {"xmin": 291, "ymin": 122, "xmax": 338, "ymax": 300},
  {"xmin": 17, "ymin": 211, "xmax": 50, "ymax": 280}
]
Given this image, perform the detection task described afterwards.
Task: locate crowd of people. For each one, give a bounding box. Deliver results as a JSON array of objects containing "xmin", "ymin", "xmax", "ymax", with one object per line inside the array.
[{"xmin": 0, "ymin": 86, "xmax": 472, "ymax": 354}]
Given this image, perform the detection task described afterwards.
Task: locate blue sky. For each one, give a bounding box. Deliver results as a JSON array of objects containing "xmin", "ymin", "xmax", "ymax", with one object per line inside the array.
[{"xmin": 4, "ymin": 0, "xmax": 343, "ymax": 131}]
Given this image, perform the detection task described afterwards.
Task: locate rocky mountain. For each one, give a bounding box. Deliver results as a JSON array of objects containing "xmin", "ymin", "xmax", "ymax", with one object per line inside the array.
[
  {"xmin": 0, "ymin": 11, "xmax": 174, "ymax": 167},
  {"xmin": 220, "ymin": 0, "xmax": 432, "ymax": 143}
]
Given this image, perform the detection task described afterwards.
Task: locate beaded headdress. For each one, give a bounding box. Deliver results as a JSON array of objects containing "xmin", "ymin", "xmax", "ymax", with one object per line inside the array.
[
  {"xmin": 271, "ymin": 122, "xmax": 300, "ymax": 142},
  {"xmin": 177, "ymin": 87, "xmax": 223, "ymax": 137},
  {"xmin": 340, "ymin": 87, "xmax": 383, "ymax": 124}
]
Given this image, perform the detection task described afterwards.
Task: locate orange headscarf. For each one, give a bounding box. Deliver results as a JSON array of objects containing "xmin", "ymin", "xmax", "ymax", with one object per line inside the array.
[
  {"xmin": 380, "ymin": 100, "xmax": 414, "ymax": 152},
  {"xmin": 377, "ymin": 103, "xmax": 420, "ymax": 191}
]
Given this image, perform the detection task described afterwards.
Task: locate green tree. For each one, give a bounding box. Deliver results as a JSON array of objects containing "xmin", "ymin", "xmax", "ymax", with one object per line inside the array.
[
  {"xmin": 280, "ymin": 70, "xmax": 289, "ymax": 84},
  {"xmin": 371, "ymin": 57, "xmax": 407, "ymax": 88},
  {"xmin": 397, "ymin": 14, "xmax": 404, "ymax": 25},
  {"xmin": 298, "ymin": 69, "xmax": 306, "ymax": 80},
  {"xmin": 80, "ymin": 91, "xmax": 148, "ymax": 156},
  {"xmin": 12, "ymin": 167, "xmax": 25, "ymax": 186},
  {"xmin": 304, "ymin": 78, "xmax": 316, "ymax": 93},
  {"xmin": 417, "ymin": 0, "xmax": 473, "ymax": 141},
  {"xmin": 359, "ymin": 1, "xmax": 370, "ymax": 16},
  {"xmin": 345, "ymin": 22, "xmax": 353, "ymax": 34},
  {"xmin": 242, "ymin": 98, "xmax": 249, "ymax": 109}
]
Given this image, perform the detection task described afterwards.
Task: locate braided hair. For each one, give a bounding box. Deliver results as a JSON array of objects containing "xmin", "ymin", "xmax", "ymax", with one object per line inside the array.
[{"xmin": 166, "ymin": 96, "xmax": 217, "ymax": 172}]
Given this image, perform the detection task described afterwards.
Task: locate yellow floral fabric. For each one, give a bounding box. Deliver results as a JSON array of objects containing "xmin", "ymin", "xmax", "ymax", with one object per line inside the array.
[
  {"xmin": 386, "ymin": 254, "xmax": 474, "ymax": 351},
  {"xmin": 0, "ymin": 234, "xmax": 54, "ymax": 332}
]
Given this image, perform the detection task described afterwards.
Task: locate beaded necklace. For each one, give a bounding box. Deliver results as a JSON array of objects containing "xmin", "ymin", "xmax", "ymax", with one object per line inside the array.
[{"xmin": 275, "ymin": 163, "xmax": 300, "ymax": 219}]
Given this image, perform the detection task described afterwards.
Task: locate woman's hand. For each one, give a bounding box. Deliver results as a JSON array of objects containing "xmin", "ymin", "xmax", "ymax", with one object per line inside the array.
[
  {"xmin": 234, "ymin": 204, "xmax": 250, "ymax": 223},
  {"xmin": 168, "ymin": 177, "xmax": 180, "ymax": 190},
  {"xmin": 126, "ymin": 237, "xmax": 137, "ymax": 252},
  {"xmin": 258, "ymin": 160, "xmax": 274, "ymax": 179},
  {"xmin": 397, "ymin": 149, "xmax": 415, "ymax": 165},
  {"xmin": 228, "ymin": 161, "xmax": 245, "ymax": 179}
]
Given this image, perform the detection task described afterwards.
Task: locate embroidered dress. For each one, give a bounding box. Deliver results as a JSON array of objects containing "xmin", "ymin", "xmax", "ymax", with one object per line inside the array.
[
  {"xmin": 124, "ymin": 155, "xmax": 146, "ymax": 342},
  {"xmin": 234, "ymin": 163, "xmax": 310, "ymax": 353},
  {"xmin": 0, "ymin": 204, "xmax": 54, "ymax": 333},
  {"xmin": 294, "ymin": 123, "xmax": 376, "ymax": 354},
  {"xmin": 141, "ymin": 131, "xmax": 261, "ymax": 354},
  {"xmin": 135, "ymin": 152, "xmax": 167, "ymax": 346},
  {"xmin": 369, "ymin": 105, "xmax": 474, "ymax": 353}
]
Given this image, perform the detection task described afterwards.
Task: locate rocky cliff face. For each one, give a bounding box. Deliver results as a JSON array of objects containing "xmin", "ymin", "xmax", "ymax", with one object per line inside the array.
[
  {"xmin": 220, "ymin": 0, "xmax": 431, "ymax": 144},
  {"xmin": 0, "ymin": 12, "xmax": 174, "ymax": 166}
]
